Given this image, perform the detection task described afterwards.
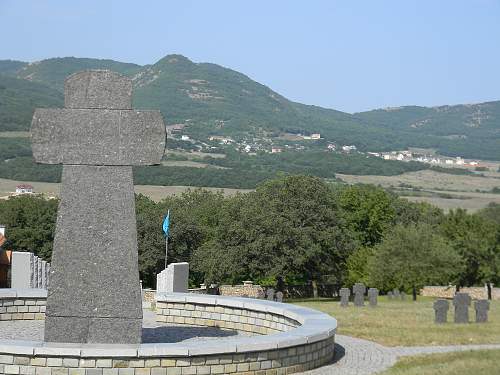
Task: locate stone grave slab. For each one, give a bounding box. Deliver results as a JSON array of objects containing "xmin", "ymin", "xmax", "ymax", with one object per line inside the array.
[
  {"xmin": 353, "ymin": 283, "xmax": 366, "ymax": 307},
  {"xmin": 368, "ymin": 288, "xmax": 378, "ymax": 307},
  {"xmin": 339, "ymin": 288, "xmax": 350, "ymax": 307},
  {"xmin": 474, "ymin": 299, "xmax": 490, "ymax": 323},
  {"xmin": 433, "ymin": 299, "xmax": 449, "ymax": 324},
  {"xmin": 453, "ymin": 293, "xmax": 471, "ymax": 324}
]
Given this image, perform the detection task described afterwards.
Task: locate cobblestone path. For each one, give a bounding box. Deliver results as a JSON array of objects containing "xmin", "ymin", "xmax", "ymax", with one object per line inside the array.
[{"xmin": 303, "ymin": 334, "xmax": 500, "ymax": 375}]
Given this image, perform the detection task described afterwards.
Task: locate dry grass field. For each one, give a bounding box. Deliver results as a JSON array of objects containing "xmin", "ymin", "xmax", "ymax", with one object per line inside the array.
[
  {"xmin": 294, "ymin": 297, "xmax": 500, "ymax": 347},
  {"xmin": 0, "ymin": 131, "xmax": 30, "ymax": 138},
  {"xmin": 160, "ymin": 160, "xmax": 229, "ymax": 169},
  {"xmin": 0, "ymin": 178, "xmax": 250, "ymax": 202},
  {"xmin": 381, "ymin": 350, "xmax": 500, "ymax": 375},
  {"xmin": 337, "ymin": 170, "xmax": 500, "ymax": 212}
]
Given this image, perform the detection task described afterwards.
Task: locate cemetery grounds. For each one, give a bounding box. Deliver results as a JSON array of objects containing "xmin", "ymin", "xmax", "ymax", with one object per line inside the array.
[{"xmin": 294, "ymin": 296, "xmax": 500, "ymax": 374}]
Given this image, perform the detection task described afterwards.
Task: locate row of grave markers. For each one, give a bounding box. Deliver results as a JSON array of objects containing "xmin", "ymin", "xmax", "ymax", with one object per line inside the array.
[
  {"xmin": 340, "ymin": 284, "xmax": 411, "ymax": 307},
  {"xmin": 434, "ymin": 292, "xmax": 490, "ymax": 324},
  {"xmin": 266, "ymin": 288, "xmax": 284, "ymax": 302},
  {"xmin": 340, "ymin": 283, "xmax": 380, "ymax": 307}
]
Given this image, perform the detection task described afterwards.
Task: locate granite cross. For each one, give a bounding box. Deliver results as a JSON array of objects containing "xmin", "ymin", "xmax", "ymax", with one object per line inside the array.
[
  {"xmin": 31, "ymin": 70, "xmax": 166, "ymax": 344},
  {"xmin": 339, "ymin": 287, "xmax": 350, "ymax": 307},
  {"xmin": 353, "ymin": 283, "xmax": 366, "ymax": 307},
  {"xmin": 453, "ymin": 292, "xmax": 471, "ymax": 324}
]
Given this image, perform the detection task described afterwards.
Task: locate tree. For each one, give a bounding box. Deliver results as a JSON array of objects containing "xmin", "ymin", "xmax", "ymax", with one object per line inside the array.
[
  {"xmin": 337, "ymin": 184, "xmax": 396, "ymax": 247},
  {"xmin": 192, "ymin": 175, "xmax": 356, "ymax": 286},
  {"xmin": 368, "ymin": 223, "xmax": 463, "ymax": 300},
  {"xmin": 440, "ymin": 209, "xmax": 500, "ymax": 292},
  {"xmin": 0, "ymin": 195, "xmax": 58, "ymax": 261}
]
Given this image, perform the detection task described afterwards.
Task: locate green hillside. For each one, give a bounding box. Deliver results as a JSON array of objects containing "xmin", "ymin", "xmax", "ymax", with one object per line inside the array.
[
  {"xmin": 12, "ymin": 57, "xmax": 143, "ymax": 90},
  {"xmin": 356, "ymin": 103, "xmax": 500, "ymax": 159},
  {"xmin": 0, "ymin": 75, "xmax": 63, "ymax": 131},
  {"xmin": 0, "ymin": 54, "xmax": 498, "ymax": 160}
]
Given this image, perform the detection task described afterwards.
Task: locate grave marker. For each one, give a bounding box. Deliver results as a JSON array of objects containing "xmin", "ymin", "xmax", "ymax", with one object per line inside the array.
[
  {"xmin": 474, "ymin": 300, "xmax": 490, "ymax": 323},
  {"xmin": 353, "ymin": 283, "xmax": 366, "ymax": 307},
  {"xmin": 275, "ymin": 291, "xmax": 284, "ymax": 303},
  {"xmin": 453, "ymin": 293, "xmax": 471, "ymax": 324},
  {"xmin": 368, "ymin": 288, "xmax": 378, "ymax": 307},
  {"xmin": 266, "ymin": 288, "xmax": 275, "ymax": 301},
  {"xmin": 433, "ymin": 299, "xmax": 449, "ymax": 324},
  {"xmin": 340, "ymin": 288, "xmax": 350, "ymax": 307}
]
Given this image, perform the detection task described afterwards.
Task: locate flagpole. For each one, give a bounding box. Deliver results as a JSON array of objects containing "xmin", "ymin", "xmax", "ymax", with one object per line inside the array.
[
  {"xmin": 164, "ymin": 209, "xmax": 170, "ymax": 270},
  {"xmin": 165, "ymin": 237, "xmax": 168, "ymax": 270}
]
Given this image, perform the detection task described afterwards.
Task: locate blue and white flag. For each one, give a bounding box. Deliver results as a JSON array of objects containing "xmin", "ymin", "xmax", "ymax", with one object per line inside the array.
[{"xmin": 162, "ymin": 210, "xmax": 170, "ymax": 238}]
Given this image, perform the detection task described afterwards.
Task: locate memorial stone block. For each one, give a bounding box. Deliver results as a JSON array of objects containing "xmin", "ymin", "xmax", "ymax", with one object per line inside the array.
[
  {"xmin": 453, "ymin": 293, "xmax": 471, "ymax": 324},
  {"xmin": 31, "ymin": 70, "xmax": 166, "ymax": 344},
  {"xmin": 393, "ymin": 289, "xmax": 400, "ymax": 299},
  {"xmin": 387, "ymin": 291, "xmax": 393, "ymax": 300},
  {"xmin": 353, "ymin": 283, "xmax": 366, "ymax": 307},
  {"xmin": 400, "ymin": 291, "xmax": 406, "ymax": 301},
  {"xmin": 433, "ymin": 299, "xmax": 449, "ymax": 324}
]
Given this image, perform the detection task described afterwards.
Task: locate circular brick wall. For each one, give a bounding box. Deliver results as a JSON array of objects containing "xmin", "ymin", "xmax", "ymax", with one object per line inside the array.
[{"xmin": 0, "ymin": 290, "xmax": 337, "ymax": 374}]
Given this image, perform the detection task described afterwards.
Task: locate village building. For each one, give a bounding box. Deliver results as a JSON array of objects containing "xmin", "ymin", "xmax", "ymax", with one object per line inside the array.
[{"xmin": 15, "ymin": 184, "xmax": 34, "ymax": 194}]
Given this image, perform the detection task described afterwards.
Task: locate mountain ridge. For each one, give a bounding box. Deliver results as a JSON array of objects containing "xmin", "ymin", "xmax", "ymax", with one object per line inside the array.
[{"xmin": 0, "ymin": 54, "xmax": 498, "ymax": 159}]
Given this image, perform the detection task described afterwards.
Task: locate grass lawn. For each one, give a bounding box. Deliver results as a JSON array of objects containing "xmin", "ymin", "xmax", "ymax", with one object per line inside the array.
[
  {"xmin": 293, "ymin": 297, "xmax": 500, "ymax": 346},
  {"xmin": 380, "ymin": 350, "xmax": 500, "ymax": 375}
]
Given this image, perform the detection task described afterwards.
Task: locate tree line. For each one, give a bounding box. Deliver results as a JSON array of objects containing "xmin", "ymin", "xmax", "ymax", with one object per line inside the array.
[{"xmin": 0, "ymin": 175, "xmax": 499, "ymax": 299}]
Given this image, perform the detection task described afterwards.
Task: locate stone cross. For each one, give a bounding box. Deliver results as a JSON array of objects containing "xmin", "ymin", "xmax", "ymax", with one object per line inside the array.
[
  {"xmin": 368, "ymin": 288, "xmax": 378, "ymax": 307},
  {"xmin": 275, "ymin": 291, "xmax": 284, "ymax": 303},
  {"xmin": 31, "ymin": 70, "xmax": 166, "ymax": 344},
  {"xmin": 266, "ymin": 288, "xmax": 275, "ymax": 301},
  {"xmin": 353, "ymin": 283, "xmax": 366, "ymax": 307},
  {"xmin": 453, "ymin": 292, "xmax": 471, "ymax": 324},
  {"xmin": 474, "ymin": 299, "xmax": 490, "ymax": 323},
  {"xmin": 339, "ymin": 287, "xmax": 350, "ymax": 307},
  {"xmin": 433, "ymin": 299, "xmax": 449, "ymax": 324}
]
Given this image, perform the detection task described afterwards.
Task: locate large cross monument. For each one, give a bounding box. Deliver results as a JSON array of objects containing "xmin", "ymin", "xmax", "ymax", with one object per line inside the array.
[{"xmin": 31, "ymin": 70, "xmax": 166, "ymax": 343}]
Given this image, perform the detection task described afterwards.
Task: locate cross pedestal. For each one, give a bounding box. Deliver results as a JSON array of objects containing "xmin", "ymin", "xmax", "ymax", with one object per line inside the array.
[{"xmin": 31, "ymin": 70, "xmax": 166, "ymax": 344}]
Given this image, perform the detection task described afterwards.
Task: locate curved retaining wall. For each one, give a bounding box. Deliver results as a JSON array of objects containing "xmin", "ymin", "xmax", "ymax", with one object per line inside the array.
[
  {"xmin": 0, "ymin": 291, "xmax": 337, "ymax": 374},
  {"xmin": 0, "ymin": 289, "xmax": 47, "ymax": 321}
]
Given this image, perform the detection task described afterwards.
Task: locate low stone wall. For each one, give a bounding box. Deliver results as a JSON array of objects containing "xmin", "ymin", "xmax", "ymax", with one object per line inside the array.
[
  {"xmin": 0, "ymin": 289, "xmax": 46, "ymax": 321},
  {"xmin": 156, "ymin": 299, "xmax": 299, "ymax": 335},
  {"xmin": 420, "ymin": 285, "xmax": 500, "ymax": 300},
  {"xmin": 219, "ymin": 284, "xmax": 265, "ymax": 299},
  {"xmin": 0, "ymin": 291, "xmax": 337, "ymax": 374}
]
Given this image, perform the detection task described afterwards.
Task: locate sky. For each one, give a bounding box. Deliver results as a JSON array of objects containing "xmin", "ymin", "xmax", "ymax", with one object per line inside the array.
[{"xmin": 1, "ymin": 0, "xmax": 499, "ymax": 113}]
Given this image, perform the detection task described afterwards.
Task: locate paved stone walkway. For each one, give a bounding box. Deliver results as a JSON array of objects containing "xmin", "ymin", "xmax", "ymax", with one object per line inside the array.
[{"xmin": 303, "ymin": 334, "xmax": 500, "ymax": 375}]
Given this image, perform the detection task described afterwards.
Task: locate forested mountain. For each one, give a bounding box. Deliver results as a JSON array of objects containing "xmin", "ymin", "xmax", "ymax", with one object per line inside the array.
[{"xmin": 0, "ymin": 54, "xmax": 498, "ymax": 159}]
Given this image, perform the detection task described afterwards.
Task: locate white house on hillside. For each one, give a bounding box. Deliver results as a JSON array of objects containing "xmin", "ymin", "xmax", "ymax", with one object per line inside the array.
[{"xmin": 15, "ymin": 184, "xmax": 34, "ymax": 194}]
